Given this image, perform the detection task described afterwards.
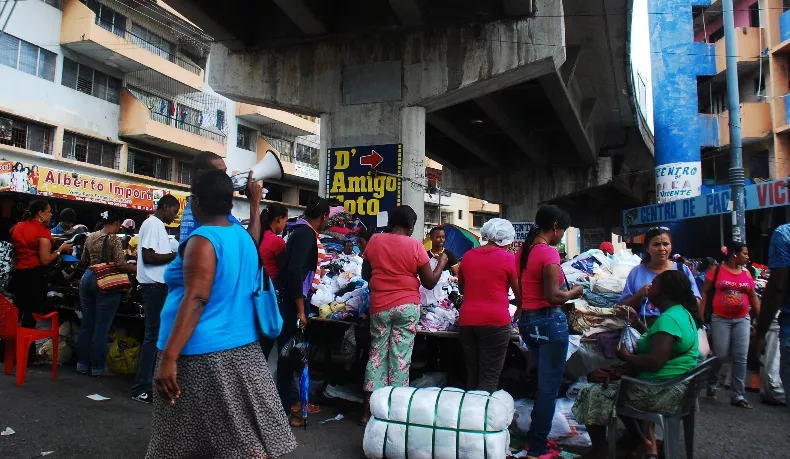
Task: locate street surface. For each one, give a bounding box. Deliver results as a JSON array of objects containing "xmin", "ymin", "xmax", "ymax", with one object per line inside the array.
[{"xmin": 1, "ymin": 366, "xmax": 788, "ymax": 459}]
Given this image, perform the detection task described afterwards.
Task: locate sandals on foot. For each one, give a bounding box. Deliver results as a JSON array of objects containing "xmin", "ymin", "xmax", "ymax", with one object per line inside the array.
[
  {"xmin": 731, "ymin": 399, "xmax": 753, "ymax": 409},
  {"xmin": 291, "ymin": 402, "xmax": 321, "ymax": 414},
  {"xmin": 288, "ymin": 413, "xmax": 305, "ymax": 428}
]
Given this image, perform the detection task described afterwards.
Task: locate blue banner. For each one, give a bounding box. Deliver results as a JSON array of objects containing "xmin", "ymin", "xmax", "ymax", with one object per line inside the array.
[
  {"xmin": 326, "ymin": 144, "xmax": 402, "ymax": 230},
  {"xmin": 623, "ymin": 177, "xmax": 790, "ymax": 228}
]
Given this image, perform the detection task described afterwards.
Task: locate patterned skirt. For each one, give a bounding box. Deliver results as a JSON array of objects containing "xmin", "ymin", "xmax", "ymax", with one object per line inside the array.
[
  {"xmin": 146, "ymin": 342, "xmax": 297, "ymax": 459},
  {"xmin": 571, "ymin": 381, "xmax": 687, "ymax": 426}
]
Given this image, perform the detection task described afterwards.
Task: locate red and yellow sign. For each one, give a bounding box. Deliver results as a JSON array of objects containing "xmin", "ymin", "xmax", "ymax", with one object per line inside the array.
[{"xmin": 0, "ymin": 160, "xmax": 188, "ymax": 215}]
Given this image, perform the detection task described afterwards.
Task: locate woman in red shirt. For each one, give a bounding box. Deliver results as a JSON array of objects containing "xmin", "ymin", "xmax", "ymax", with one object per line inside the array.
[
  {"xmin": 257, "ymin": 202, "xmax": 288, "ymax": 280},
  {"xmin": 701, "ymin": 241, "xmax": 760, "ymax": 408},
  {"xmin": 10, "ymin": 200, "xmax": 73, "ymax": 327},
  {"xmin": 515, "ymin": 206, "xmax": 583, "ymax": 459},
  {"xmin": 360, "ymin": 206, "xmax": 447, "ymax": 423},
  {"xmin": 458, "ymin": 218, "xmax": 520, "ymax": 392}
]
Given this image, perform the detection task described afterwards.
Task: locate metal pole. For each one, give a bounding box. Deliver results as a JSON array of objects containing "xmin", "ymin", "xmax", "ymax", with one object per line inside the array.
[{"xmin": 722, "ymin": 0, "xmax": 746, "ymax": 243}]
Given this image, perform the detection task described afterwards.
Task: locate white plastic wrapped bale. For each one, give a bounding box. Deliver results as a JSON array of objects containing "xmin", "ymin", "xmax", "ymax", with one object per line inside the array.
[{"xmin": 363, "ymin": 387, "xmax": 514, "ymax": 459}]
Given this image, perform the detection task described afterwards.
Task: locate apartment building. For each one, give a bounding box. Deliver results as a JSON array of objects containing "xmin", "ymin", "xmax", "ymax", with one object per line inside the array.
[
  {"xmin": 0, "ymin": 0, "xmax": 318, "ymax": 226},
  {"xmin": 424, "ymin": 159, "xmax": 499, "ymax": 237}
]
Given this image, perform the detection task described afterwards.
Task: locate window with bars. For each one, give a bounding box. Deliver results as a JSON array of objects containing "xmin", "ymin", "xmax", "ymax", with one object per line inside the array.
[
  {"xmin": 294, "ymin": 143, "xmax": 319, "ymax": 167},
  {"xmin": 129, "ymin": 24, "xmax": 174, "ymax": 62},
  {"xmin": 237, "ymin": 125, "xmax": 257, "ymax": 151},
  {"xmin": 62, "ymin": 132, "xmax": 119, "ymax": 169},
  {"xmin": 0, "ymin": 33, "xmax": 56, "ymax": 81},
  {"xmin": 177, "ymin": 161, "xmax": 192, "ymax": 185},
  {"xmin": 127, "ymin": 149, "xmax": 173, "ymax": 181},
  {"xmin": 262, "ymin": 134, "xmax": 293, "ymax": 161},
  {"xmin": 0, "ymin": 115, "xmax": 54, "ymax": 154},
  {"xmin": 39, "ymin": 0, "xmax": 62, "ymax": 8},
  {"xmin": 61, "ymin": 58, "xmax": 121, "ymax": 103},
  {"xmin": 82, "ymin": 0, "xmax": 126, "ymax": 37},
  {"xmin": 472, "ymin": 213, "xmax": 491, "ymax": 228}
]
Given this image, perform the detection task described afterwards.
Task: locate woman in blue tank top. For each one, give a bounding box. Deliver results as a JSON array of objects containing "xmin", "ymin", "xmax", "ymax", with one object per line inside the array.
[{"xmin": 146, "ymin": 170, "xmax": 296, "ymax": 459}]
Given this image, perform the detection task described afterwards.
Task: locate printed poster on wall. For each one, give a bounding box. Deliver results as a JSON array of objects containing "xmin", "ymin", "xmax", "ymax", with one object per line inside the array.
[
  {"xmin": 510, "ymin": 221, "xmax": 535, "ymax": 253},
  {"xmin": 0, "ymin": 160, "xmax": 188, "ymax": 215},
  {"xmin": 325, "ymin": 144, "xmax": 402, "ymax": 231},
  {"xmin": 655, "ymin": 161, "xmax": 702, "ymax": 202}
]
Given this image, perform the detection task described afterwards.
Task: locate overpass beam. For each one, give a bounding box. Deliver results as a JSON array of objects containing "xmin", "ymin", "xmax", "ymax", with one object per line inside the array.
[{"xmin": 272, "ymin": 0, "xmax": 328, "ymax": 35}]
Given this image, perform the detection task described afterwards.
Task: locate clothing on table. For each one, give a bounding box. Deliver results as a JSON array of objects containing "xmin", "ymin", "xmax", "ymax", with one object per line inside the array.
[
  {"xmin": 12, "ymin": 265, "xmax": 48, "ymax": 328},
  {"xmin": 572, "ymin": 380, "xmax": 688, "ymax": 426},
  {"xmin": 517, "ymin": 243, "xmax": 565, "ymax": 310},
  {"xmin": 11, "ymin": 219, "xmax": 52, "ymax": 270},
  {"xmin": 707, "ymin": 314, "xmax": 750, "ymax": 403},
  {"xmin": 636, "ymin": 304, "xmax": 699, "ymax": 381},
  {"xmin": 767, "ymin": 223, "xmax": 790, "ymax": 339},
  {"xmin": 275, "ymin": 221, "xmax": 319, "ymax": 302},
  {"xmin": 259, "ymin": 229, "xmax": 286, "ymax": 279},
  {"xmin": 136, "ymin": 215, "xmax": 172, "ymax": 284},
  {"xmin": 364, "ymin": 303, "xmax": 419, "ymax": 392},
  {"xmin": 706, "ymin": 267, "xmax": 754, "ymax": 319},
  {"xmin": 459, "ymin": 325, "xmax": 511, "ymax": 392},
  {"xmin": 619, "ymin": 263, "xmax": 701, "ymax": 317},
  {"xmin": 132, "ymin": 283, "xmax": 168, "ymax": 397},
  {"xmin": 364, "ymin": 233, "xmax": 430, "ymax": 314},
  {"xmin": 145, "ymin": 342, "xmax": 297, "ymax": 459},
  {"xmin": 76, "ymin": 269, "xmax": 123, "ymax": 376},
  {"xmin": 427, "ymin": 247, "xmax": 458, "ymax": 273},
  {"xmin": 80, "ymin": 231, "xmax": 125, "ymax": 267},
  {"xmin": 157, "ymin": 224, "xmax": 259, "ymax": 355},
  {"xmin": 458, "ymin": 246, "xmax": 517, "ymax": 327},
  {"xmin": 178, "ymin": 198, "xmax": 242, "ymax": 241},
  {"xmin": 517, "ymin": 312, "xmax": 568, "ymax": 456}
]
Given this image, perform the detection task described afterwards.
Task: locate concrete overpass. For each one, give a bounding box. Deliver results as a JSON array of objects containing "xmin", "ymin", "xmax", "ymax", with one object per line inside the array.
[{"xmin": 164, "ymin": 0, "xmax": 654, "ymax": 230}]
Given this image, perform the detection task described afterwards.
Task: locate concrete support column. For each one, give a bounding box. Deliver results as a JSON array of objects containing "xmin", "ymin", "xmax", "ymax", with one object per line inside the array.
[
  {"xmin": 401, "ymin": 106, "xmax": 426, "ymax": 239},
  {"xmin": 317, "ymin": 105, "xmax": 426, "ymax": 240}
]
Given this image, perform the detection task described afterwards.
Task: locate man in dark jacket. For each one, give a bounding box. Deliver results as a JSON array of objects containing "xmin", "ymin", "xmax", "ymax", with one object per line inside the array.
[{"xmin": 266, "ymin": 197, "xmax": 330, "ymax": 422}]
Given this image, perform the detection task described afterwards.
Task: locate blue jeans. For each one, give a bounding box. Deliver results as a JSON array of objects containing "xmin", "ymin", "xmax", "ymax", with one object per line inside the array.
[
  {"xmin": 77, "ymin": 269, "xmax": 122, "ymax": 376},
  {"xmin": 518, "ymin": 312, "xmax": 569, "ymax": 456},
  {"xmin": 780, "ymin": 336, "xmax": 790, "ymax": 418},
  {"xmin": 261, "ymin": 297, "xmax": 299, "ymax": 415},
  {"xmin": 708, "ymin": 314, "xmax": 751, "ymax": 402},
  {"xmin": 132, "ymin": 283, "xmax": 168, "ymax": 396}
]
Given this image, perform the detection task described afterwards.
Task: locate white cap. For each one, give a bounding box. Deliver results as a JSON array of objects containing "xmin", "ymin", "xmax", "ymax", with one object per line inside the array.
[{"xmin": 480, "ymin": 218, "xmax": 516, "ymax": 247}]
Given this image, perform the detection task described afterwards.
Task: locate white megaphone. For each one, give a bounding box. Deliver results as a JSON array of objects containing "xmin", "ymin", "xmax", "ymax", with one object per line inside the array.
[{"xmin": 230, "ymin": 150, "xmax": 285, "ymax": 191}]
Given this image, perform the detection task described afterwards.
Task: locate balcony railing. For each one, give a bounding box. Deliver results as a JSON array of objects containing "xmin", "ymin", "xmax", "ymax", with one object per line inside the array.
[
  {"xmin": 86, "ymin": 6, "xmax": 202, "ymax": 75},
  {"xmin": 148, "ymin": 111, "xmax": 226, "ymax": 144}
]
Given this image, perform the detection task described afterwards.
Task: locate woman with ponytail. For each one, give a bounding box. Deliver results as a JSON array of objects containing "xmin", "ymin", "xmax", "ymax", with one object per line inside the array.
[
  {"xmin": 11, "ymin": 200, "xmax": 73, "ymax": 328},
  {"xmin": 257, "ymin": 203, "xmax": 288, "ymax": 279},
  {"xmin": 514, "ymin": 205, "xmax": 583, "ymax": 459},
  {"xmin": 701, "ymin": 241, "xmax": 760, "ymax": 408},
  {"xmin": 573, "ymin": 270, "xmax": 701, "ymax": 459}
]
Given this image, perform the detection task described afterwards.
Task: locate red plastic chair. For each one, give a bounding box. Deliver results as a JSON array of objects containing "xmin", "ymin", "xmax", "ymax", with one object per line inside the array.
[{"xmin": 0, "ymin": 296, "xmax": 59, "ymax": 386}]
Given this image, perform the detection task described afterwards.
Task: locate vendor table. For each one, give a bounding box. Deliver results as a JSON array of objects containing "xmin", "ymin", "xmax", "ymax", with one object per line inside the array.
[{"xmin": 309, "ymin": 317, "xmax": 618, "ymax": 378}]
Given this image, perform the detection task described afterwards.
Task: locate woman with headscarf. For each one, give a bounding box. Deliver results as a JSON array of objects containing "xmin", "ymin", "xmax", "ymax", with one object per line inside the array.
[
  {"xmin": 457, "ymin": 218, "xmax": 520, "ymax": 392},
  {"xmin": 147, "ymin": 170, "xmax": 296, "ymax": 458}
]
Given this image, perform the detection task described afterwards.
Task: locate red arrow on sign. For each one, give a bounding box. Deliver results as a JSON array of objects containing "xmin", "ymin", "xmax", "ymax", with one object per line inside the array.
[{"xmin": 360, "ymin": 150, "xmax": 383, "ymax": 169}]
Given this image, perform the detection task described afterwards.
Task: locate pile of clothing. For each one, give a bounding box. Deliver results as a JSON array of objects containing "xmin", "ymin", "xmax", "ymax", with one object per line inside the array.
[
  {"xmin": 309, "ymin": 238, "xmax": 370, "ymax": 320},
  {"xmin": 418, "ymin": 269, "xmax": 461, "ymax": 332}
]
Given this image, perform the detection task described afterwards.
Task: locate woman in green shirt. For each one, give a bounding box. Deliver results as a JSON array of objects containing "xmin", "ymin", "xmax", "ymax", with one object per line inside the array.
[{"xmin": 572, "ymin": 270, "xmax": 701, "ymax": 459}]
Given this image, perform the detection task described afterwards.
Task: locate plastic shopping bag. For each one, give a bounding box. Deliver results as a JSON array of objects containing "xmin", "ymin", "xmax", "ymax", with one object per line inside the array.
[
  {"xmin": 106, "ymin": 336, "xmax": 140, "ymax": 375},
  {"xmin": 280, "ymin": 326, "xmax": 309, "ymax": 365}
]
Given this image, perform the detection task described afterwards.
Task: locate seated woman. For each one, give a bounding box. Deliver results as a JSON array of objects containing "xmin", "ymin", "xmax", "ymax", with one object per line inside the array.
[{"xmin": 572, "ymin": 270, "xmax": 701, "ymax": 459}]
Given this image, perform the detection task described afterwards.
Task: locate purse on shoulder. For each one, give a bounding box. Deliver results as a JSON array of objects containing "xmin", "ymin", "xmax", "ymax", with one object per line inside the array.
[{"xmin": 91, "ymin": 235, "xmax": 132, "ymax": 293}]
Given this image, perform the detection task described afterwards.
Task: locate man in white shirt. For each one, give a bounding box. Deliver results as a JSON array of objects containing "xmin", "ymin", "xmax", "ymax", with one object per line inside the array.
[{"xmin": 132, "ymin": 194, "xmax": 180, "ymax": 403}]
